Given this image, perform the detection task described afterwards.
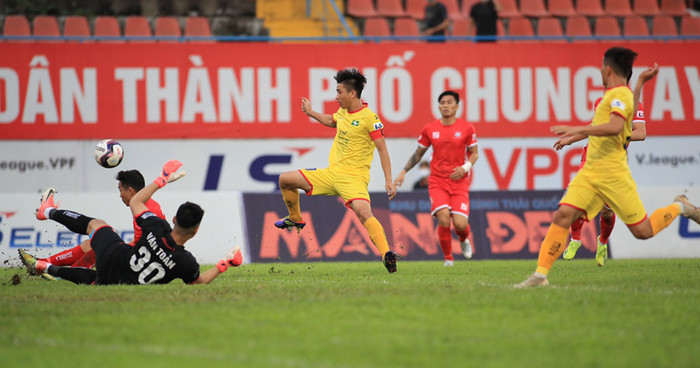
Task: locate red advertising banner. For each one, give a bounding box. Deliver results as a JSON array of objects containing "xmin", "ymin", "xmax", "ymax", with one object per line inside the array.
[{"xmin": 0, "ymin": 43, "xmax": 698, "ymax": 140}]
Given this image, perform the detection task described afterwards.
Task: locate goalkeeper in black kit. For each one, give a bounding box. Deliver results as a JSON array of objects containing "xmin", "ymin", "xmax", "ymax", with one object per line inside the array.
[{"xmin": 20, "ymin": 160, "xmax": 242, "ymax": 285}]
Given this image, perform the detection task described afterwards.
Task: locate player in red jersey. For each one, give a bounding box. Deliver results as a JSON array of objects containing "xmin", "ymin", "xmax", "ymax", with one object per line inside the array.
[
  {"xmin": 554, "ymin": 76, "xmax": 648, "ymax": 266},
  {"xmin": 25, "ymin": 170, "xmax": 165, "ymax": 280},
  {"xmin": 394, "ymin": 91, "xmax": 479, "ymax": 266}
]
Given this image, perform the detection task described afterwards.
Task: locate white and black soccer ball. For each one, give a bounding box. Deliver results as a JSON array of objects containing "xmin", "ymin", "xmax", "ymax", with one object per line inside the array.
[{"xmin": 94, "ymin": 139, "xmax": 124, "ymax": 168}]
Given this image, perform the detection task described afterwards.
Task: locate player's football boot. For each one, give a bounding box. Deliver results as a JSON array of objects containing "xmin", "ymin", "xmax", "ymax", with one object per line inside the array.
[
  {"xmin": 562, "ymin": 240, "xmax": 582, "ymax": 260},
  {"xmin": 35, "ymin": 260, "xmax": 57, "ymax": 281},
  {"xmin": 383, "ymin": 251, "xmax": 397, "ymax": 273},
  {"xmin": 460, "ymin": 238, "xmax": 473, "ymax": 259},
  {"xmin": 35, "ymin": 187, "xmax": 59, "ymax": 221},
  {"xmin": 595, "ymin": 237, "xmax": 608, "ymax": 267},
  {"xmin": 674, "ymin": 195, "xmax": 700, "ymax": 224},
  {"xmin": 18, "ymin": 249, "xmax": 57, "ymax": 280},
  {"xmin": 514, "ymin": 273, "xmax": 549, "ymax": 288},
  {"xmin": 443, "ymin": 260, "xmax": 454, "ymax": 267},
  {"xmin": 274, "ymin": 216, "xmax": 306, "ymax": 233}
]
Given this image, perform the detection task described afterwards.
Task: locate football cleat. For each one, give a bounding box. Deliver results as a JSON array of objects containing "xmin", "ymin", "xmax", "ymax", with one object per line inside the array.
[
  {"xmin": 18, "ymin": 249, "xmax": 38, "ymax": 276},
  {"xmin": 35, "ymin": 187, "xmax": 58, "ymax": 221},
  {"xmin": 443, "ymin": 260, "xmax": 454, "ymax": 267},
  {"xmin": 595, "ymin": 237, "xmax": 608, "ymax": 267},
  {"xmin": 383, "ymin": 251, "xmax": 397, "ymax": 273},
  {"xmin": 514, "ymin": 273, "xmax": 549, "ymax": 288},
  {"xmin": 562, "ymin": 240, "xmax": 582, "ymax": 260},
  {"xmin": 460, "ymin": 238, "xmax": 473, "ymax": 259},
  {"xmin": 674, "ymin": 195, "xmax": 700, "ymax": 224},
  {"xmin": 34, "ymin": 260, "xmax": 57, "ymax": 281},
  {"xmin": 274, "ymin": 216, "xmax": 306, "ymax": 233}
]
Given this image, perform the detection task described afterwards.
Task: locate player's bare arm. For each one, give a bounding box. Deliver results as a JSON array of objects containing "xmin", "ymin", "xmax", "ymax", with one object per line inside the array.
[
  {"xmin": 633, "ymin": 63, "xmax": 659, "ymax": 113},
  {"xmin": 554, "ymin": 133, "xmax": 587, "ymax": 150},
  {"xmin": 551, "ymin": 115, "xmax": 624, "ymax": 138},
  {"xmin": 301, "ymin": 97, "xmax": 336, "ymax": 128},
  {"xmin": 450, "ymin": 145, "xmax": 479, "ymax": 180},
  {"xmin": 394, "ymin": 146, "xmax": 428, "ymax": 188},
  {"xmin": 375, "ymin": 137, "xmax": 396, "ymax": 200},
  {"xmin": 630, "ymin": 122, "xmax": 646, "ymax": 141}
]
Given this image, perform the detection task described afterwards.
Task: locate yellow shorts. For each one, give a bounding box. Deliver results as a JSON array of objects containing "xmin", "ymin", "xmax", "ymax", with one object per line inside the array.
[
  {"xmin": 560, "ymin": 168, "xmax": 647, "ymax": 226},
  {"xmin": 299, "ymin": 167, "xmax": 370, "ymax": 206}
]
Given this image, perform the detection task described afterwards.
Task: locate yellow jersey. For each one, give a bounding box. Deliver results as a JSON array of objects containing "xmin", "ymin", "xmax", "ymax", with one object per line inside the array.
[
  {"xmin": 583, "ymin": 86, "xmax": 635, "ymax": 172},
  {"xmin": 329, "ymin": 104, "xmax": 384, "ymax": 182}
]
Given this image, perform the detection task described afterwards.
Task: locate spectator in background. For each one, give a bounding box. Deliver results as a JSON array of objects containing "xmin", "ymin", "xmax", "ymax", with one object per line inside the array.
[
  {"xmin": 423, "ymin": 0, "xmax": 450, "ymax": 42},
  {"xmin": 413, "ymin": 161, "xmax": 431, "ymax": 190},
  {"xmin": 467, "ymin": 0, "xmax": 501, "ymax": 43}
]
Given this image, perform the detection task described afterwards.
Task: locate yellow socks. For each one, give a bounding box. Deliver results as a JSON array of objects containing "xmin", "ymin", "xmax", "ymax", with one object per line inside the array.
[
  {"xmin": 281, "ymin": 188, "xmax": 302, "ymax": 222},
  {"xmin": 649, "ymin": 203, "xmax": 681, "ymax": 236},
  {"xmin": 363, "ymin": 217, "xmax": 390, "ymax": 255},
  {"xmin": 535, "ymin": 223, "xmax": 570, "ymax": 276}
]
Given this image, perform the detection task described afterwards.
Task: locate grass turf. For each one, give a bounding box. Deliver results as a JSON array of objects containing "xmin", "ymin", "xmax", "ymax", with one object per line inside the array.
[{"xmin": 1, "ymin": 259, "xmax": 698, "ymax": 368}]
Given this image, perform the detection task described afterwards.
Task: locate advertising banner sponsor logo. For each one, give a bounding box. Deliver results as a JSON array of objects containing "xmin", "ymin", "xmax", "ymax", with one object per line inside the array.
[{"xmin": 1, "ymin": 43, "xmax": 698, "ymax": 140}]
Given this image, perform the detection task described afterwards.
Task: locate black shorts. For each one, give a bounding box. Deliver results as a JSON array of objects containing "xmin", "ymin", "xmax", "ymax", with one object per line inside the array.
[{"xmin": 90, "ymin": 226, "xmax": 132, "ymax": 284}]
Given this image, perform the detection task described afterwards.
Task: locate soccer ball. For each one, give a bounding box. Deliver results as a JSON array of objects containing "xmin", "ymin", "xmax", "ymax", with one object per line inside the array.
[{"xmin": 94, "ymin": 139, "xmax": 124, "ymax": 168}]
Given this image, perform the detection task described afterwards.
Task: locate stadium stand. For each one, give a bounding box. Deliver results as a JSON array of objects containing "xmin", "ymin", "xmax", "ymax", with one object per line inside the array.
[
  {"xmin": 498, "ymin": 0, "xmax": 522, "ymax": 18},
  {"xmin": 605, "ymin": 0, "xmax": 634, "ymax": 17},
  {"xmin": 155, "ymin": 16, "xmax": 181, "ymax": 42},
  {"xmin": 185, "ymin": 16, "xmax": 214, "ymax": 42},
  {"xmin": 595, "ymin": 16, "xmax": 622, "ymax": 37},
  {"xmin": 680, "ymin": 15, "xmax": 700, "ymax": 35},
  {"xmin": 537, "ymin": 17, "xmax": 565, "ymax": 42},
  {"xmin": 94, "ymin": 16, "xmax": 124, "ymax": 43},
  {"xmin": 347, "ymin": 0, "xmax": 378, "ymax": 18},
  {"xmin": 652, "ymin": 15, "xmax": 679, "ymax": 36},
  {"xmin": 576, "ymin": 0, "xmax": 605, "ymax": 16},
  {"xmin": 439, "ymin": 0, "xmax": 464, "ymax": 20},
  {"xmin": 376, "ymin": 0, "xmax": 408, "ymax": 18},
  {"xmin": 548, "ymin": 0, "xmax": 576, "ymax": 17},
  {"xmin": 661, "ymin": 0, "xmax": 689, "ymax": 16},
  {"xmin": 623, "ymin": 15, "xmax": 651, "ymax": 40},
  {"xmin": 32, "ymin": 15, "xmax": 62, "ymax": 42},
  {"xmin": 124, "ymin": 16, "xmax": 152, "ymax": 42},
  {"xmin": 394, "ymin": 17, "xmax": 422, "ymax": 41},
  {"xmin": 634, "ymin": 0, "xmax": 662, "ymax": 16},
  {"xmin": 405, "ymin": 0, "xmax": 428, "ymax": 20},
  {"xmin": 520, "ymin": 0, "xmax": 549, "ymax": 18},
  {"xmin": 363, "ymin": 16, "xmax": 391, "ymax": 40},
  {"xmin": 460, "ymin": 0, "xmax": 480, "ymax": 18},
  {"xmin": 64, "ymin": 16, "xmax": 92, "ymax": 42},
  {"xmin": 506, "ymin": 16, "xmax": 536, "ymax": 42},
  {"xmin": 3, "ymin": 15, "xmax": 31, "ymax": 42},
  {"xmin": 449, "ymin": 17, "xmax": 473, "ymax": 39},
  {"xmin": 565, "ymin": 15, "xmax": 595, "ymax": 42}
]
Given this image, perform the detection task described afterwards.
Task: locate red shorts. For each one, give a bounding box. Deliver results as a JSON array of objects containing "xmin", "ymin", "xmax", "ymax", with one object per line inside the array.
[{"xmin": 428, "ymin": 175, "xmax": 470, "ymax": 219}]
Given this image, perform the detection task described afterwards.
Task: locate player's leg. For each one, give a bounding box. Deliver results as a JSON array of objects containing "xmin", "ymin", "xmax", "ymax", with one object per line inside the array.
[
  {"xmin": 35, "ymin": 188, "xmax": 107, "ymax": 235},
  {"xmin": 38, "ymin": 240, "xmax": 89, "ymax": 267},
  {"xmin": 434, "ymin": 208, "xmax": 454, "ymax": 265},
  {"xmin": 449, "ymin": 190, "xmax": 472, "ymax": 259},
  {"xmin": 563, "ymin": 218, "xmax": 585, "ymax": 260},
  {"xmin": 625, "ymin": 195, "xmax": 699, "ymax": 239},
  {"xmin": 595, "ymin": 206, "xmax": 616, "ymax": 266},
  {"xmin": 276, "ymin": 170, "xmax": 312, "ymax": 228},
  {"xmin": 349, "ymin": 199, "xmax": 396, "ymax": 272}
]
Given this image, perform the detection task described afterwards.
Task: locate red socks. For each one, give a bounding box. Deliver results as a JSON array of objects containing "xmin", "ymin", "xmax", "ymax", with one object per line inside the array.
[
  {"xmin": 438, "ymin": 225, "xmax": 453, "ymax": 261},
  {"xmin": 599, "ymin": 213, "xmax": 616, "ymax": 244},
  {"xmin": 454, "ymin": 224, "xmax": 471, "ymax": 242},
  {"xmin": 71, "ymin": 250, "xmax": 96, "ymax": 268},
  {"xmin": 570, "ymin": 218, "xmax": 584, "ymax": 241},
  {"xmin": 42, "ymin": 244, "xmax": 86, "ymax": 266}
]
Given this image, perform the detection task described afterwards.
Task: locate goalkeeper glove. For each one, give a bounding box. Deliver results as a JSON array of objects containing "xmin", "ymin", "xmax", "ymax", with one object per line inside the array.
[
  {"xmin": 215, "ymin": 246, "xmax": 243, "ymax": 273},
  {"xmin": 154, "ymin": 160, "xmax": 186, "ymax": 188}
]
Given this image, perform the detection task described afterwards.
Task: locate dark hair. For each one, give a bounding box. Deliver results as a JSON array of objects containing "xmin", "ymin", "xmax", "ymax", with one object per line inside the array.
[
  {"xmin": 604, "ymin": 47, "xmax": 637, "ymax": 80},
  {"xmin": 115, "ymin": 170, "xmax": 145, "ymax": 191},
  {"xmin": 175, "ymin": 202, "xmax": 204, "ymax": 229},
  {"xmin": 438, "ymin": 90, "xmax": 460, "ymax": 104},
  {"xmin": 334, "ymin": 68, "xmax": 367, "ymax": 98}
]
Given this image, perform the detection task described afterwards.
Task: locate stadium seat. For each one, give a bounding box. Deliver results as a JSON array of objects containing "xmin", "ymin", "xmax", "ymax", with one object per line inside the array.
[
  {"xmin": 498, "ymin": 0, "xmax": 522, "ymax": 17},
  {"xmin": 449, "ymin": 18, "xmax": 474, "ymax": 41},
  {"xmin": 565, "ymin": 15, "xmax": 595, "ymax": 42},
  {"xmin": 595, "ymin": 16, "xmax": 622, "ymax": 38},
  {"xmin": 661, "ymin": 0, "xmax": 689, "ymax": 16},
  {"xmin": 155, "ymin": 16, "xmax": 181, "ymax": 42},
  {"xmin": 185, "ymin": 17, "xmax": 213, "ymax": 42},
  {"xmin": 623, "ymin": 15, "xmax": 650, "ymax": 41},
  {"xmin": 393, "ymin": 18, "xmax": 422, "ymax": 42},
  {"xmin": 460, "ymin": 0, "xmax": 480, "ymax": 18},
  {"xmin": 680, "ymin": 15, "xmax": 700, "ymax": 35},
  {"xmin": 376, "ymin": 0, "xmax": 407, "ymax": 17},
  {"xmin": 438, "ymin": 0, "xmax": 464, "ymax": 20},
  {"xmin": 506, "ymin": 16, "xmax": 536, "ymax": 42},
  {"xmin": 537, "ymin": 17, "xmax": 565, "ymax": 42},
  {"xmin": 94, "ymin": 16, "xmax": 123, "ymax": 43},
  {"xmin": 547, "ymin": 0, "xmax": 576, "ymax": 17},
  {"xmin": 604, "ymin": 0, "xmax": 634, "ymax": 17},
  {"xmin": 576, "ymin": 0, "xmax": 604, "ymax": 16},
  {"xmin": 652, "ymin": 15, "xmax": 679, "ymax": 37},
  {"xmin": 363, "ymin": 17, "xmax": 392, "ymax": 41},
  {"xmin": 3, "ymin": 15, "xmax": 31, "ymax": 42},
  {"xmin": 520, "ymin": 0, "xmax": 549, "ymax": 17},
  {"xmin": 347, "ymin": 0, "xmax": 378, "ymax": 18},
  {"xmin": 406, "ymin": 0, "xmax": 428, "ymax": 20},
  {"xmin": 32, "ymin": 15, "xmax": 62, "ymax": 42},
  {"xmin": 64, "ymin": 16, "xmax": 92, "ymax": 42},
  {"xmin": 124, "ymin": 16, "xmax": 152, "ymax": 42},
  {"xmin": 634, "ymin": 0, "xmax": 661, "ymax": 16}
]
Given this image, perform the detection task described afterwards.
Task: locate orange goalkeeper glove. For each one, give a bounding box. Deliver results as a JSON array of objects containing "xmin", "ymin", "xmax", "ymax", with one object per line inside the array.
[
  {"xmin": 215, "ymin": 246, "xmax": 243, "ymax": 273},
  {"xmin": 154, "ymin": 160, "xmax": 186, "ymax": 188}
]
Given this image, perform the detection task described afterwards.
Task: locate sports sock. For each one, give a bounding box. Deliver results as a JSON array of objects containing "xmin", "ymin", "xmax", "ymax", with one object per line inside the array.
[
  {"xmin": 438, "ymin": 225, "xmax": 454, "ymax": 261},
  {"xmin": 49, "ymin": 265, "xmax": 97, "ymax": 285},
  {"xmin": 649, "ymin": 203, "xmax": 681, "ymax": 236},
  {"xmin": 71, "ymin": 250, "xmax": 96, "ymax": 268},
  {"xmin": 535, "ymin": 223, "xmax": 570, "ymax": 276},
  {"xmin": 281, "ymin": 188, "xmax": 302, "ymax": 223},
  {"xmin": 363, "ymin": 217, "xmax": 390, "ymax": 255},
  {"xmin": 50, "ymin": 210, "xmax": 93, "ymax": 235},
  {"xmin": 570, "ymin": 218, "xmax": 584, "ymax": 242},
  {"xmin": 44, "ymin": 244, "xmax": 86, "ymax": 266},
  {"xmin": 599, "ymin": 212, "xmax": 616, "ymax": 244},
  {"xmin": 454, "ymin": 224, "xmax": 470, "ymax": 242}
]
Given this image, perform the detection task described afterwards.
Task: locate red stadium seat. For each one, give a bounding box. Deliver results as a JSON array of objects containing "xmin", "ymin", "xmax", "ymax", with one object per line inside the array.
[
  {"xmin": 661, "ymin": 0, "xmax": 689, "ymax": 16},
  {"xmin": 124, "ymin": 16, "xmax": 152, "ymax": 42},
  {"xmin": 33, "ymin": 15, "xmax": 62, "ymax": 42},
  {"xmin": 576, "ymin": 0, "xmax": 604, "ymax": 16},
  {"xmin": 347, "ymin": 0, "xmax": 378, "ymax": 18},
  {"xmin": 520, "ymin": 0, "xmax": 549, "ymax": 17},
  {"xmin": 623, "ymin": 15, "xmax": 650, "ymax": 40},
  {"xmin": 548, "ymin": 0, "xmax": 576, "ymax": 17},
  {"xmin": 680, "ymin": 15, "xmax": 700, "ymax": 35},
  {"xmin": 460, "ymin": 0, "xmax": 480, "ymax": 18},
  {"xmin": 363, "ymin": 17, "xmax": 392, "ymax": 41},
  {"xmin": 185, "ymin": 17, "xmax": 213, "ymax": 42},
  {"xmin": 507, "ymin": 16, "xmax": 536, "ymax": 42},
  {"xmin": 537, "ymin": 17, "xmax": 565, "ymax": 42},
  {"xmin": 652, "ymin": 15, "xmax": 679, "ymax": 36},
  {"xmin": 595, "ymin": 16, "xmax": 622, "ymax": 37},
  {"xmin": 605, "ymin": 0, "xmax": 634, "ymax": 17},
  {"xmin": 450, "ymin": 18, "xmax": 474, "ymax": 38},
  {"xmin": 393, "ymin": 18, "xmax": 422, "ymax": 42},
  {"xmin": 376, "ymin": 0, "xmax": 407, "ymax": 17},
  {"xmin": 498, "ymin": 0, "xmax": 522, "ymax": 18},
  {"xmin": 566, "ymin": 15, "xmax": 595, "ymax": 42},
  {"xmin": 3, "ymin": 15, "xmax": 31, "ymax": 42},
  {"xmin": 94, "ymin": 16, "xmax": 123, "ymax": 43},
  {"xmin": 634, "ymin": 0, "xmax": 661, "ymax": 16},
  {"xmin": 155, "ymin": 17, "xmax": 181, "ymax": 42},
  {"xmin": 438, "ymin": 0, "xmax": 464, "ymax": 20},
  {"xmin": 406, "ymin": 0, "xmax": 428, "ymax": 20},
  {"xmin": 64, "ymin": 16, "xmax": 91, "ymax": 40}
]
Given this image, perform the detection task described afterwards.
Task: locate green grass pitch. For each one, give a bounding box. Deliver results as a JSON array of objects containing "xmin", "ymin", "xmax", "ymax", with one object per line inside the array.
[{"xmin": 1, "ymin": 259, "xmax": 698, "ymax": 368}]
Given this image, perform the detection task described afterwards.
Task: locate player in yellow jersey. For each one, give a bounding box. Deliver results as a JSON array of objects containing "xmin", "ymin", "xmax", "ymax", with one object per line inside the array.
[
  {"xmin": 515, "ymin": 47, "xmax": 700, "ymax": 288},
  {"xmin": 274, "ymin": 68, "xmax": 398, "ymax": 273}
]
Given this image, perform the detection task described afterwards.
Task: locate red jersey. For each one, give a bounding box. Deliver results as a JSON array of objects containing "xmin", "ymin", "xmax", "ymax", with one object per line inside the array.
[
  {"xmin": 417, "ymin": 118, "xmax": 478, "ymax": 179},
  {"xmin": 580, "ymin": 98, "xmax": 645, "ymax": 167},
  {"xmin": 131, "ymin": 198, "xmax": 166, "ymax": 244}
]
